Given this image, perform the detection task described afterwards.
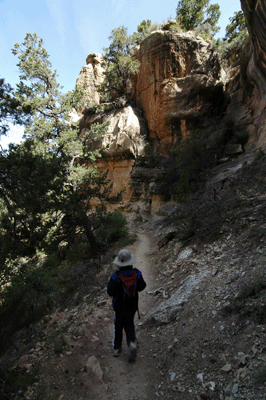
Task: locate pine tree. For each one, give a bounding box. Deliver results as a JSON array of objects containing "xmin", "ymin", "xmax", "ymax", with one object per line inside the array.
[
  {"xmin": 0, "ymin": 33, "xmax": 123, "ymax": 270},
  {"xmin": 100, "ymin": 26, "xmax": 140, "ymax": 101},
  {"xmin": 224, "ymin": 11, "xmax": 248, "ymax": 43},
  {"xmin": 176, "ymin": 0, "xmax": 220, "ymax": 37},
  {"xmin": 0, "ymin": 77, "xmax": 30, "ymax": 137}
]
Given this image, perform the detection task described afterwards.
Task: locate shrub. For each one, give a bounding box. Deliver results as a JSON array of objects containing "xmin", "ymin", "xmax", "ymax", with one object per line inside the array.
[
  {"xmin": 176, "ymin": 215, "xmax": 197, "ymax": 242},
  {"xmin": 132, "ymin": 20, "xmax": 161, "ymax": 45},
  {"xmin": 222, "ymin": 274, "xmax": 266, "ymax": 324},
  {"xmin": 0, "ymin": 263, "xmax": 60, "ymax": 354},
  {"xmin": 137, "ymin": 143, "xmax": 162, "ymax": 168},
  {"xmin": 0, "ymin": 362, "xmax": 43, "ymax": 400},
  {"xmin": 169, "ymin": 131, "xmax": 209, "ymax": 200},
  {"xmin": 92, "ymin": 210, "xmax": 133, "ymax": 249}
]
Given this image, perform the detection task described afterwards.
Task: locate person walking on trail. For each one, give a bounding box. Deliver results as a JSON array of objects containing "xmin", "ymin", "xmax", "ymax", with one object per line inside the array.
[{"xmin": 107, "ymin": 249, "xmax": 146, "ymax": 358}]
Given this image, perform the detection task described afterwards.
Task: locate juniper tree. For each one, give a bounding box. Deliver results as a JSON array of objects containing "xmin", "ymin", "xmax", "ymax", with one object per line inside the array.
[
  {"xmin": 176, "ymin": 0, "xmax": 220, "ymax": 37},
  {"xmin": 224, "ymin": 11, "xmax": 248, "ymax": 43},
  {"xmin": 0, "ymin": 33, "xmax": 122, "ymax": 270},
  {"xmin": 0, "ymin": 77, "xmax": 31, "ymax": 138},
  {"xmin": 100, "ymin": 26, "xmax": 140, "ymax": 101}
]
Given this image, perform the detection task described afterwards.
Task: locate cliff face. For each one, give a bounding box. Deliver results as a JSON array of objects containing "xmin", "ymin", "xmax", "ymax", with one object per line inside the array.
[
  {"xmin": 227, "ymin": 0, "xmax": 266, "ymax": 152},
  {"xmin": 241, "ymin": 0, "xmax": 266, "ymax": 87},
  {"xmin": 76, "ymin": 6, "xmax": 266, "ymax": 214},
  {"xmin": 79, "ymin": 105, "xmax": 148, "ymax": 209},
  {"xmin": 132, "ymin": 30, "xmax": 224, "ymax": 154},
  {"xmin": 76, "ymin": 53, "xmax": 105, "ymax": 105}
]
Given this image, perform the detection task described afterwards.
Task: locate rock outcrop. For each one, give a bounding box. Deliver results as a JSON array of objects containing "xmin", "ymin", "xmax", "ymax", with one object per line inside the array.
[
  {"xmin": 81, "ymin": 105, "xmax": 147, "ymax": 160},
  {"xmin": 79, "ymin": 105, "xmax": 148, "ymax": 208},
  {"xmin": 132, "ymin": 30, "xmax": 225, "ymax": 154},
  {"xmin": 226, "ymin": 0, "xmax": 266, "ymax": 152},
  {"xmin": 75, "ymin": 5, "xmax": 266, "ymax": 213},
  {"xmin": 76, "ymin": 53, "xmax": 105, "ymax": 105},
  {"xmin": 241, "ymin": 0, "xmax": 266, "ymax": 88}
]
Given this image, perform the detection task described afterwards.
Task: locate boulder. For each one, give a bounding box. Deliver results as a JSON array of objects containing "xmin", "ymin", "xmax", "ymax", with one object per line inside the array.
[{"xmin": 81, "ymin": 105, "xmax": 147, "ymax": 159}]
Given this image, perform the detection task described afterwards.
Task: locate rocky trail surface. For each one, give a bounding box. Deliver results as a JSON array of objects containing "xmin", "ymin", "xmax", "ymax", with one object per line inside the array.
[
  {"xmin": 7, "ymin": 230, "xmax": 165, "ymax": 400},
  {"xmin": 4, "ymin": 199, "xmax": 266, "ymax": 400}
]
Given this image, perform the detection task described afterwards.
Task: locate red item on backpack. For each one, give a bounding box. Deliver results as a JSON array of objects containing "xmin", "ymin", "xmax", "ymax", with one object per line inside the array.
[{"xmin": 117, "ymin": 269, "xmax": 138, "ymax": 298}]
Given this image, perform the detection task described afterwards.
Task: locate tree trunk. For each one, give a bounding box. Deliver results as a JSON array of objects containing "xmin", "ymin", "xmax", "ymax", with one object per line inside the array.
[{"xmin": 82, "ymin": 218, "xmax": 99, "ymax": 256}]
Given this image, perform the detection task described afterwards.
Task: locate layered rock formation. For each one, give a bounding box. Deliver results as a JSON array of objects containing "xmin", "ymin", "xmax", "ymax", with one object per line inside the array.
[
  {"xmin": 226, "ymin": 0, "xmax": 266, "ymax": 152},
  {"xmin": 76, "ymin": 5, "xmax": 266, "ymax": 213},
  {"xmin": 132, "ymin": 30, "xmax": 225, "ymax": 154},
  {"xmin": 79, "ymin": 105, "xmax": 148, "ymax": 209},
  {"xmin": 76, "ymin": 53, "xmax": 105, "ymax": 105},
  {"xmin": 241, "ymin": 0, "xmax": 266, "ymax": 87}
]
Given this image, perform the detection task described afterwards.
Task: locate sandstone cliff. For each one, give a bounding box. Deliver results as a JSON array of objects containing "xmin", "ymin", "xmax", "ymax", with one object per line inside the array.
[
  {"xmin": 76, "ymin": 30, "xmax": 227, "ymax": 213},
  {"xmin": 132, "ymin": 30, "xmax": 225, "ymax": 154},
  {"xmin": 79, "ymin": 105, "xmax": 148, "ymax": 209},
  {"xmin": 76, "ymin": 5, "xmax": 266, "ymax": 214},
  {"xmin": 76, "ymin": 53, "xmax": 105, "ymax": 105}
]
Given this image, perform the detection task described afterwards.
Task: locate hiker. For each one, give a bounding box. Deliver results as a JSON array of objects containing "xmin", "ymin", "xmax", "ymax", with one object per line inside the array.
[{"xmin": 107, "ymin": 249, "xmax": 146, "ymax": 358}]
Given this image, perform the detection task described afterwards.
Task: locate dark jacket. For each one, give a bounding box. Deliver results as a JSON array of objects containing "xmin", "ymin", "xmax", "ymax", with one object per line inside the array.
[{"xmin": 107, "ymin": 266, "xmax": 146, "ymax": 313}]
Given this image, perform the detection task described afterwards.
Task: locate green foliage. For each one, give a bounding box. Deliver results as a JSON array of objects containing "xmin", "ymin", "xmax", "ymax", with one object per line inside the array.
[
  {"xmin": 131, "ymin": 20, "xmax": 161, "ymax": 44},
  {"xmin": 100, "ymin": 26, "xmax": 140, "ymax": 100},
  {"xmin": 0, "ymin": 143, "xmax": 66, "ymax": 265},
  {"xmin": 0, "ymin": 33, "xmax": 125, "ymax": 272},
  {"xmin": 176, "ymin": 0, "xmax": 220, "ymax": 37},
  {"xmin": 0, "ymin": 77, "xmax": 30, "ymax": 137},
  {"xmin": 224, "ymin": 11, "xmax": 248, "ymax": 43},
  {"xmin": 0, "ymin": 362, "xmax": 43, "ymax": 400},
  {"xmin": 0, "ymin": 262, "xmax": 60, "ymax": 351},
  {"xmin": 216, "ymin": 11, "xmax": 248, "ymax": 63},
  {"xmin": 175, "ymin": 215, "xmax": 197, "ymax": 242},
  {"xmin": 171, "ymin": 131, "xmax": 207, "ymax": 199},
  {"xmin": 137, "ymin": 19, "xmax": 152, "ymax": 34},
  {"xmin": 91, "ymin": 209, "xmax": 132, "ymax": 250},
  {"xmin": 137, "ymin": 142, "xmax": 162, "ymax": 168},
  {"xmin": 0, "ymin": 247, "xmax": 104, "ymax": 355}
]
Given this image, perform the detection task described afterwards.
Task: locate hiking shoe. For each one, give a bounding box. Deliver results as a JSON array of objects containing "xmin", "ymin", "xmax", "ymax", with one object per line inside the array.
[
  {"xmin": 113, "ymin": 348, "xmax": 121, "ymax": 357},
  {"xmin": 129, "ymin": 342, "xmax": 137, "ymax": 359}
]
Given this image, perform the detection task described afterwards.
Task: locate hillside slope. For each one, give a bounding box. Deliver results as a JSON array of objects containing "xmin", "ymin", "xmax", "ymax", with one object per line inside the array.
[{"xmin": 3, "ymin": 152, "xmax": 266, "ymax": 400}]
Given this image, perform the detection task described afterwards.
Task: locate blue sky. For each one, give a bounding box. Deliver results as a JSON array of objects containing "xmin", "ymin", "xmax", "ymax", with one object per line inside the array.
[{"xmin": 0, "ymin": 0, "xmax": 242, "ymax": 147}]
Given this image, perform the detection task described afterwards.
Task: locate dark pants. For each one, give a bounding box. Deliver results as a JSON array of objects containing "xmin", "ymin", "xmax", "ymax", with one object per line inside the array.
[{"xmin": 113, "ymin": 310, "xmax": 136, "ymax": 350}]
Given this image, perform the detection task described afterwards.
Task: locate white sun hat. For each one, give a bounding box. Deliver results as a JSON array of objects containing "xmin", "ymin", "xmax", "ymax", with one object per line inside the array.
[{"xmin": 113, "ymin": 249, "xmax": 136, "ymax": 267}]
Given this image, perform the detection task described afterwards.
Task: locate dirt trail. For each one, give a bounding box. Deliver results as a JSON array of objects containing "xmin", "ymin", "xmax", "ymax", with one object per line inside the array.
[
  {"xmin": 13, "ymin": 231, "xmax": 162, "ymax": 400},
  {"xmin": 102, "ymin": 231, "xmax": 160, "ymax": 400},
  {"xmin": 52, "ymin": 230, "xmax": 162, "ymax": 400},
  {"xmin": 128, "ymin": 232, "xmax": 158, "ymax": 314}
]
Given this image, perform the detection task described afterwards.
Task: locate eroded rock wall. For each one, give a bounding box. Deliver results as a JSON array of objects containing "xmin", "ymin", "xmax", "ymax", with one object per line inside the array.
[
  {"xmin": 227, "ymin": 0, "xmax": 266, "ymax": 152},
  {"xmin": 76, "ymin": 8, "xmax": 266, "ymax": 214},
  {"xmin": 79, "ymin": 105, "xmax": 150, "ymax": 210},
  {"xmin": 132, "ymin": 30, "xmax": 225, "ymax": 154},
  {"xmin": 76, "ymin": 53, "xmax": 105, "ymax": 105}
]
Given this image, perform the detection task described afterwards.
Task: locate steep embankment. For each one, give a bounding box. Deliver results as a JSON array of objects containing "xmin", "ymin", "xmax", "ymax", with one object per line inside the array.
[{"xmin": 4, "ymin": 155, "xmax": 266, "ymax": 400}]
